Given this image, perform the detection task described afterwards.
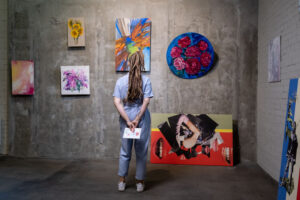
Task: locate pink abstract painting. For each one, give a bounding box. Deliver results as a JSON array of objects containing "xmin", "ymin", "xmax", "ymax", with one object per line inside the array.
[{"xmin": 11, "ymin": 60, "xmax": 34, "ymax": 95}]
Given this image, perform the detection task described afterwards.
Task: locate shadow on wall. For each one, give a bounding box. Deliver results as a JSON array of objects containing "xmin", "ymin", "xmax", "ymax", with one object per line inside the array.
[
  {"xmin": 67, "ymin": 47, "xmax": 85, "ymax": 51},
  {"xmin": 208, "ymin": 52, "xmax": 219, "ymax": 75},
  {"xmin": 233, "ymin": 120, "xmax": 240, "ymax": 165}
]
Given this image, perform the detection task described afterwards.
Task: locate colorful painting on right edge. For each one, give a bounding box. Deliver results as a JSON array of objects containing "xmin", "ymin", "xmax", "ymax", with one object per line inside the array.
[
  {"xmin": 278, "ymin": 78, "xmax": 300, "ymax": 200},
  {"xmin": 150, "ymin": 113, "xmax": 233, "ymax": 166}
]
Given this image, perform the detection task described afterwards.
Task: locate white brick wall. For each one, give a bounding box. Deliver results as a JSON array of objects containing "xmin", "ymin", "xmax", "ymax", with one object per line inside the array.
[
  {"xmin": 257, "ymin": 0, "xmax": 300, "ymax": 180},
  {"xmin": 0, "ymin": 0, "xmax": 8, "ymax": 154}
]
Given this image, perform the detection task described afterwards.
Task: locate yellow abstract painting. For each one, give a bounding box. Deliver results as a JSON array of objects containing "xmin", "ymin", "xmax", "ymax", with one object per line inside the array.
[{"xmin": 12, "ymin": 60, "xmax": 34, "ymax": 95}]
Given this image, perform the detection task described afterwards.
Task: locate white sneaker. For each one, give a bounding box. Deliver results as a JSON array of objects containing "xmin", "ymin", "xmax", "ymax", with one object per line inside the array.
[
  {"xmin": 136, "ymin": 182, "xmax": 145, "ymax": 192},
  {"xmin": 118, "ymin": 181, "xmax": 126, "ymax": 192}
]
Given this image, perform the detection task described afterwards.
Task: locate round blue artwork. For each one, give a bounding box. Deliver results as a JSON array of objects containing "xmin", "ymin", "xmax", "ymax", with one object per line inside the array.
[{"xmin": 166, "ymin": 32, "xmax": 215, "ymax": 79}]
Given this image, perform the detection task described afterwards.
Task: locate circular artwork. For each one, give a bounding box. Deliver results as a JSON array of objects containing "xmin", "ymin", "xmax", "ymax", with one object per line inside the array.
[{"xmin": 166, "ymin": 32, "xmax": 215, "ymax": 79}]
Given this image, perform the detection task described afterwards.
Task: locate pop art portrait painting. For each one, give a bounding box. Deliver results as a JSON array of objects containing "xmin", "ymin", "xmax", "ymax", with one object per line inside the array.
[{"xmin": 150, "ymin": 113, "xmax": 233, "ymax": 166}]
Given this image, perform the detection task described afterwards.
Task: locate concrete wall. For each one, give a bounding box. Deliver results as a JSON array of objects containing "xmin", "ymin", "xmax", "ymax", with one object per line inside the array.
[
  {"xmin": 257, "ymin": 0, "xmax": 300, "ymax": 180},
  {"xmin": 8, "ymin": 0, "xmax": 258, "ymax": 161},
  {"xmin": 0, "ymin": 0, "xmax": 8, "ymax": 154}
]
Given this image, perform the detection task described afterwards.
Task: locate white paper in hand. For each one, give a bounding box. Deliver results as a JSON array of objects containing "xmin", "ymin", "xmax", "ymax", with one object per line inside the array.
[{"xmin": 123, "ymin": 128, "xmax": 141, "ymax": 139}]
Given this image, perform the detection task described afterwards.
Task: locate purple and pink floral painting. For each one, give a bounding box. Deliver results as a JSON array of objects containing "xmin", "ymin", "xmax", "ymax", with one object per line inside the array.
[
  {"xmin": 166, "ymin": 32, "xmax": 215, "ymax": 79},
  {"xmin": 61, "ymin": 66, "xmax": 90, "ymax": 95}
]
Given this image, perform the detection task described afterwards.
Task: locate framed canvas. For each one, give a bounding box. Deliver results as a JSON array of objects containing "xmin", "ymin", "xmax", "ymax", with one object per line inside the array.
[
  {"xmin": 11, "ymin": 60, "xmax": 34, "ymax": 95},
  {"xmin": 268, "ymin": 36, "xmax": 280, "ymax": 82},
  {"xmin": 150, "ymin": 113, "xmax": 233, "ymax": 166},
  {"xmin": 278, "ymin": 78, "xmax": 300, "ymax": 200},
  {"xmin": 166, "ymin": 32, "xmax": 215, "ymax": 79},
  {"xmin": 61, "ymin": 66, "xmax": 90, "ymax": 95},
  {"xmin": 115, "ymin": 18, "xmax": 151, "ymax": 71},
  {"xmin": 68, "ymin": 17, "xmax": 85, "ymax": 47}
]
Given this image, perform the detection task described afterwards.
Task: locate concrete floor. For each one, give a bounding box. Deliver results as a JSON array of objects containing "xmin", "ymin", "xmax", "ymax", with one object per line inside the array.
[{"xmin": 0, "ymin": 156, "xmax": 277, "ymax": 200}]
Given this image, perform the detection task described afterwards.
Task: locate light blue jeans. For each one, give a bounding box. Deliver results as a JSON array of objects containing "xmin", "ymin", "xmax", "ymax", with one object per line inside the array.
[{"xmin": 118, "ymin": 109, "xmax": 151, "ymax": 180}]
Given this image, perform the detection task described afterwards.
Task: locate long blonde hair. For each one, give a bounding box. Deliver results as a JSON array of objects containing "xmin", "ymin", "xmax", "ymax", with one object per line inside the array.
[{"xmin": 126, "ymin": 51, "xmax": 145, "ymax": 103}]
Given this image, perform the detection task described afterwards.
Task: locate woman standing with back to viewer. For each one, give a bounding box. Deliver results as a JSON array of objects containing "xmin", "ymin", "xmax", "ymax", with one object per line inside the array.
[{"xmin": 113, "ymin": 51, "xmax": 153, "ymax": 192}]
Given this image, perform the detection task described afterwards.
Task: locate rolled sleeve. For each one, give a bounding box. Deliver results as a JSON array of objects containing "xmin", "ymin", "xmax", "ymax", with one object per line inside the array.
[
  {"xmin": 143, "ymin": 78, "xmax": 154, "ymax": 99},
  {"xmin": 113, "ymin": 80, "xmax": 121, "ymax": 98}
]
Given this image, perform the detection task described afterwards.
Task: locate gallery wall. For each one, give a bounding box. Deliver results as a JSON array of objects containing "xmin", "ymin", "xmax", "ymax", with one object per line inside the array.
[
  {"xmin": 0, "ymin": 0, "xmax": 8, "ymax": 154},
  {"xmin": 257, "ymin": 0, "xmax": 300, "ymax": 180},
  {"xmin": 7, "ymin": 0, "xmax": 258, "ymax": 161}
]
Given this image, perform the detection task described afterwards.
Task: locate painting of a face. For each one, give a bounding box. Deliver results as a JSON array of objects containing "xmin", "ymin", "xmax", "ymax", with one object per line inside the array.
[
  {"xmin": 115, "ymin": 18, "xmax": 151, "ymax": 71},
  {"xmin": 150, "ymin": 113, "xmax": 233, "ymax": 166},
  {"xmin": 11, "ymin": 60, "xmax": 34, "ymax": 95}
]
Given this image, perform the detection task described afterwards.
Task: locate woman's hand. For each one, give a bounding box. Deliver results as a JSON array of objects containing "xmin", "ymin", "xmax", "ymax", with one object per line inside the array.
[
  {"xmin": 114, "ymin": 97, "xmax": 132, "ymax": 129},
  {"xmin": 127, "ymin": 121, "xmax": 135, "ymax": 132},
  {"xmin": 131, "ymin": 98, "xmax": 150, "ymax": 129},
  {"xmin": 132, "ymin": 118, "xmax": 140, "ymax": 129}
]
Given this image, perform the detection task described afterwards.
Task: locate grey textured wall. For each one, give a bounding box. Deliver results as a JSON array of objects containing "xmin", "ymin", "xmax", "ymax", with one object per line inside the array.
[
  {"xmin": 8, "ymin": 0, "xmax": 257, "ymax": 161},
  {"xmin": 0, "ymin": 0, "xmax": 8, "ymax": 154},
  {"xmin": 257, "ymin": 0, "xmax": 300, "ymax": 180}
]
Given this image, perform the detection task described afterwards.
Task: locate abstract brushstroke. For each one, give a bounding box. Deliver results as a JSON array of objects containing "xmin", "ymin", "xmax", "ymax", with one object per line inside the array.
[
  {"xmin": 11, "ymin": 60, "xmax": 34, "ymax": 95},
  {"xmin": 115, "ymin": 18, "xmax": 151, "ymax": 71}
]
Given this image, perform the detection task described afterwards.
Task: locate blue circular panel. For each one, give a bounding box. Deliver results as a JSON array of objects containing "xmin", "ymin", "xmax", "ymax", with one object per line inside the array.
[{"xmin": 166, "ymin": 32, "xmax": 214, "ymax": 79}]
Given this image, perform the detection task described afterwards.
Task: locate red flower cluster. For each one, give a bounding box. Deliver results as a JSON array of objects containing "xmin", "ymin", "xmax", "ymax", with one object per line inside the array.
[
  {"xmin": 178, "ymin": 36, "xmax": 191, "ymax": 48},
  {"xmin": 185, "ymin": 58, "xmax": 201, "ymax": 75},
  {"xmin": 200, "ymin": 52, "xmax": 211, "ymax": 67},
  {"xmin": 198, "ymin": 40, "xmax": 208, "ymax": 51},
  {"xmin": 171, "ymin": 46, "xmax": 182, "ymax": 58},
  {"xmin": 185, "ymin": 46, "xmax": 201, "ymax": 57}
]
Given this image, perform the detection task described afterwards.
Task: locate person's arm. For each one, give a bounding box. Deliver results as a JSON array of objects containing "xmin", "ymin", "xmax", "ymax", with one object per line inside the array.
[
  {"xmin": 132, "ymin": 98, "xmax": 150, "ymax": 128},
  {"xmin": 113, "ymin": 97, "xmax": 134, "ymax": 131}
]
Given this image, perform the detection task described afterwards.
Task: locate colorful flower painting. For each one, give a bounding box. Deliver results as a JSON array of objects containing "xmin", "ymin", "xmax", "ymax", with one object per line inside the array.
[
  {"xmin": 115, "ymin": 18, "xmax": 151, "ymax": 71},
  {"xmin": 166, "ymin": 32, "xmax": 215, "ymax": 79},
  {"xmin": 68, "ymin": 18, "xmax": 85, "ymax": 47},
  {"xmin": 11, "ymin": 60, "xmax": 34, "ymax": 95},
  {"xmin": 61, "ymin": 66, "xmax": 90, "ymax": 95}
]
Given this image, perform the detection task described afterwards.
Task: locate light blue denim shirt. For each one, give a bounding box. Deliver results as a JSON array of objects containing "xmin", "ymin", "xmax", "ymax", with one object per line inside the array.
[{"xmin": 113, "ymin": 73, "xmax": 153, "ymax": 121}]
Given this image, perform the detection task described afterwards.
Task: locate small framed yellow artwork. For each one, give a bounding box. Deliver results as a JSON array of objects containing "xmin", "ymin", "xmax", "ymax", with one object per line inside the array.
[{"xmin": 68, "ymin": 17, "xmax": 85, "ymax": 47}]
